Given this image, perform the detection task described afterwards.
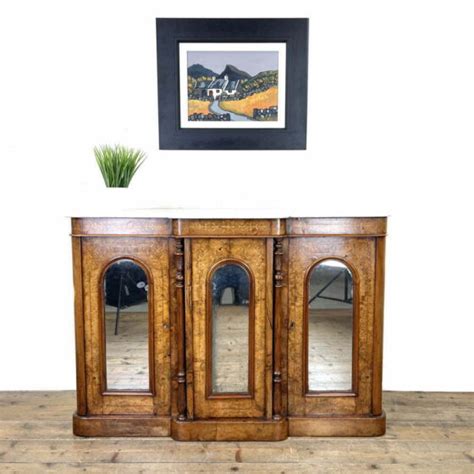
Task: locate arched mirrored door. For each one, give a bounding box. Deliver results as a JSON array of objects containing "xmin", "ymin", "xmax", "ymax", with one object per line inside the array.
[
  {"xmin": 288, "ymin": 236, "xmax": 376, "ymax": 417},
  {"xmin": 82, "ymin": 236, "xmax": 170, "ymax": 417},
  {"xmin": 190, "ymin": 238, "xmax": 268, "ymax": 419},
  {"xmin": 307, "ymin": 259, "xmax": 354, "ymax": 392},
  {"xmin": 103, "ymin": 259, "xmax": 150, "ymax": 391}
]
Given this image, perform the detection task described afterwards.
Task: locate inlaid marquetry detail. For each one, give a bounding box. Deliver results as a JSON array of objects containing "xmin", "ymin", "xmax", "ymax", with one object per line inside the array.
[
  {"xmin": 71, "ymin": 218, "xmax": 172, "ymax": 236},
  {"xmin": 173, "ymin": 219, "xmax": 285, "ymax": 237},
  {"xmin": 286, "ymin": 217, "xmax": 387, "ymax": 237}
]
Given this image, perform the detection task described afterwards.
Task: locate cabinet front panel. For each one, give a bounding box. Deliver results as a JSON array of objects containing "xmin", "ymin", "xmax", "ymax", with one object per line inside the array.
[
  {"xmin": 288, "ymin": 237, "xmax": 375, "ymax": 416},
  {"xmin": 190, "ymin": 238, "xmax": 271, "ymax": 419},
  {"xmin": 82, "ymin": 237, "xmax": 170, "ymax": 415}
]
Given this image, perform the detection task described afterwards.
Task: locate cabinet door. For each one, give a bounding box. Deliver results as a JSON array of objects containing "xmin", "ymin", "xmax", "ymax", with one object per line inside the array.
[
  {"xmin": 288, "ymin": 237, "xmax": 376, "ymax": 416},
  {"xmin": 189, "ymin": 238, "xmax": 272, "ymax": 419},
  {"xmin": 82, "ymin": 237, "xmax": 170, "ymax": 415}
]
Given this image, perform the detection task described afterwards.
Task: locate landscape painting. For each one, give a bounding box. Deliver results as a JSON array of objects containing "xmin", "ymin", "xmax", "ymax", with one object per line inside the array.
[{"xmin": 179, "ymin": 43, "xmax": 286, "ymax": 128}]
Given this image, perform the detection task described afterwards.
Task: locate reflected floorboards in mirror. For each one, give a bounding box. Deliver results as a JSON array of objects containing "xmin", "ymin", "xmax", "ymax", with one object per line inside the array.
[
  {"xmin": 308, "ymin": 309, "xmax": 352, "ymax": 391},
  {"xmin": 103, "ymin": 307, "xmax": 354, "ymax": 393},
  {"xmin": 104, "ymin": 312, "xmax": 149, "ymax": 391},
  {"xmin": 212, "ymin": 305, "xmax": 249, "ymax": 393}
]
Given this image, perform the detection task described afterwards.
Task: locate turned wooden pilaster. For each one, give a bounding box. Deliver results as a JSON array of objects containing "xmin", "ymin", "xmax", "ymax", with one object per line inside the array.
[
  {"xmin": 175, "ymin": 238, "xmax": 187, "ymax": 421},
  {"xmin": 273, "ymin": 238, "xmax": 284, "ymax": 420}
]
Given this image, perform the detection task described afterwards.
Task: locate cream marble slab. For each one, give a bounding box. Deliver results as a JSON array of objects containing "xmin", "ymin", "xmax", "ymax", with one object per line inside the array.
[{"xmin": 67, "ymin": 190, "xmax": 389, "ymax": 218}]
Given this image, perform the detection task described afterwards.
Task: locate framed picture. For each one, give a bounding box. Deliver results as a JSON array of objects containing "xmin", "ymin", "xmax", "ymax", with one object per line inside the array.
[{"xmin": 156, "ymin": 18, "xmax": 308, "ymax": 150}]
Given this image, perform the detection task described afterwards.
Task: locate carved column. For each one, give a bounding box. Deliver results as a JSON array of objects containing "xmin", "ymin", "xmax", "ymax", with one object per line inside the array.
[
  {"xmin": 175, "ymin": 238, "xmax": 187, "ymax": 421},
  {"xmin": 273, "ymin": 238, "xmax": 284, "ymax": 420}
]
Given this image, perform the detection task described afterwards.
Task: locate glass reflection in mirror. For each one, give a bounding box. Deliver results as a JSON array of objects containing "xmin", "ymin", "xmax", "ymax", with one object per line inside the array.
[
  {"xmin": 103, "ymin": 259, "xmax": 150, "ymax": 391},
  {"xmin": 211, "ymin": 263, "xmax": 250, "ymax": 394},
  {"xmin": 307, "ymin": 259, "xmax": 353, "ymax": 392}
]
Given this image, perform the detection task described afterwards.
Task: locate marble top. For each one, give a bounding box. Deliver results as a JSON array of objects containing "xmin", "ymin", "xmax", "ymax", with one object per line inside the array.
[
  {"xmin": 67, "ymin": 190, "xmax": 389, "ymax": 219},
  {"xmin": 69, "ymin": 208, "xmax": 388, "ymax": 219}
]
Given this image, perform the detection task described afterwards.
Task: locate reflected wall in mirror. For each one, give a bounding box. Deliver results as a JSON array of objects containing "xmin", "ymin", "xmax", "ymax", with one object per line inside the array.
[
  {"xmin": 103, "ymin": 259, "xmax": 150, "ymax": 391},
  {"xmin": 210, "ymin": 262, "xmax": 251, "ymax": 394},
  {"xmin": 307, "ymin": 259, "xmax": 354, "ymax": 392}
]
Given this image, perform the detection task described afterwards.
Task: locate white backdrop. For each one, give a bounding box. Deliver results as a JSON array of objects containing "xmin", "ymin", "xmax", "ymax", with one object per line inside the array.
[{"xmin": 0, "ymin": 0, "xmax": 473, "ymax": 391}]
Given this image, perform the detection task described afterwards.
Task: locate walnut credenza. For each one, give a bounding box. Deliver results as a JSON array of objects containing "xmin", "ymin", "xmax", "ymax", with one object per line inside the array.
[{"xmin": 71, "ymin": 217, "xmax": 386, "ymax": 440}]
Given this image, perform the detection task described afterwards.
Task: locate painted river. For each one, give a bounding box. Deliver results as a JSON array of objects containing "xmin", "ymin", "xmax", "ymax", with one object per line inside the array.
[{"xmin": 209, "ymin": 100, "xmax": 250, "ymax": 121}]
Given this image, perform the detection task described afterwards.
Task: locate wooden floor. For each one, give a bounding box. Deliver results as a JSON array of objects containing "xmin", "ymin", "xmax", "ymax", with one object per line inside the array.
[{"xmin": 0, "ymin": 392, "xmax": 472, "ymax": 472}]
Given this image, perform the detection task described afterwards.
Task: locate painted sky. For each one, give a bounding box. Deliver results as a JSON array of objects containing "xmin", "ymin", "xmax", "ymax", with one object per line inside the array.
[{"xmin": 187, "ymin": 51, "xmax": 278, "ymax": 76}]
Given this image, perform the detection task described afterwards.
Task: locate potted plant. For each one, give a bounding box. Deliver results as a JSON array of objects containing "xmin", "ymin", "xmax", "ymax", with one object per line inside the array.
[{"xmin": 94, "ymin": 145, "xmax": 146, "ymax": 188}]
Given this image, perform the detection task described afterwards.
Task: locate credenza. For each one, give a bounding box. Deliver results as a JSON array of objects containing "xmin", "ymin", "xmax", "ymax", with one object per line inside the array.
[{"xmin": 71, "ymin": 217, "xmax": 386, "ymax": 440}]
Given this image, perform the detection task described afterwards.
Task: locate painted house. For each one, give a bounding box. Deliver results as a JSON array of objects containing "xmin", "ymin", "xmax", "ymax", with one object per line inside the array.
[
  {"xmin": 207, "ymin": 75, "xmax": 240, "ymax": 99},
  {"xmin": 194, "ymin": 79, "xmax": 212, "ymax": 98}
]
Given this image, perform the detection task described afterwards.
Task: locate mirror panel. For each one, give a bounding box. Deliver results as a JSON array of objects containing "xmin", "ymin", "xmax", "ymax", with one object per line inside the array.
[
  {"xmin": 210, "ymin": 263, "xmax": 250, "ymax": 394},
  {"xmin": 103, "ymin": 259, "xmax": 150, "ymax": 391},
  {"xmin": 307, "ymin": 259, "xmax": 354, "ymax": 392}
]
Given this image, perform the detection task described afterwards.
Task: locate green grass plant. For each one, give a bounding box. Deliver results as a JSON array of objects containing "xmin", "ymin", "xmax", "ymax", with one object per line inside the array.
[{"xmin": 94, "ymin": 145, "xmax": 146, "ymax": 187}]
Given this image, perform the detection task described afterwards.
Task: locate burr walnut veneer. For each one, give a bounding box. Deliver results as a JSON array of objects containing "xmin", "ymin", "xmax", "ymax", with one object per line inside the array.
[{"xmin": 71, "ymin": 217, "xmax": 387, "ymax": 440}]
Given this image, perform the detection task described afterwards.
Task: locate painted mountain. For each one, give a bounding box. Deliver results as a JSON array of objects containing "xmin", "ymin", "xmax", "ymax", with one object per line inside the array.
[
  {"xmin": 217, "ymin": 64, "xmax": 251, "ymax": 81},
  {"xmin": 187, "ymin": 63, "xmax": 217, "ymax": 79},
  {"xmin": 187, "ymin": 61, "xmax": 279, "ymax": 123}
]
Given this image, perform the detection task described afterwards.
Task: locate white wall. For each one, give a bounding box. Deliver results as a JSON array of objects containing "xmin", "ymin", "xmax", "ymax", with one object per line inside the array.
[{"xmin": 0, "ymin": 0, "xmax": 473, "ymax": 391}]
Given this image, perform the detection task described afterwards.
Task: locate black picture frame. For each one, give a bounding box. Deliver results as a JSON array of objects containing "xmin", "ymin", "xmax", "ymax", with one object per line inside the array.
[{"xmin": 156, "ymin": 18, "xmax": 308, "ymax": 150}]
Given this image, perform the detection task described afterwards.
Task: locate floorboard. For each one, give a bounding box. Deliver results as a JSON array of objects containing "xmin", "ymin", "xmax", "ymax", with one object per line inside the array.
[{"xmin": 0, "ymin": 391, "xmax": 472, "ymax": 472}]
